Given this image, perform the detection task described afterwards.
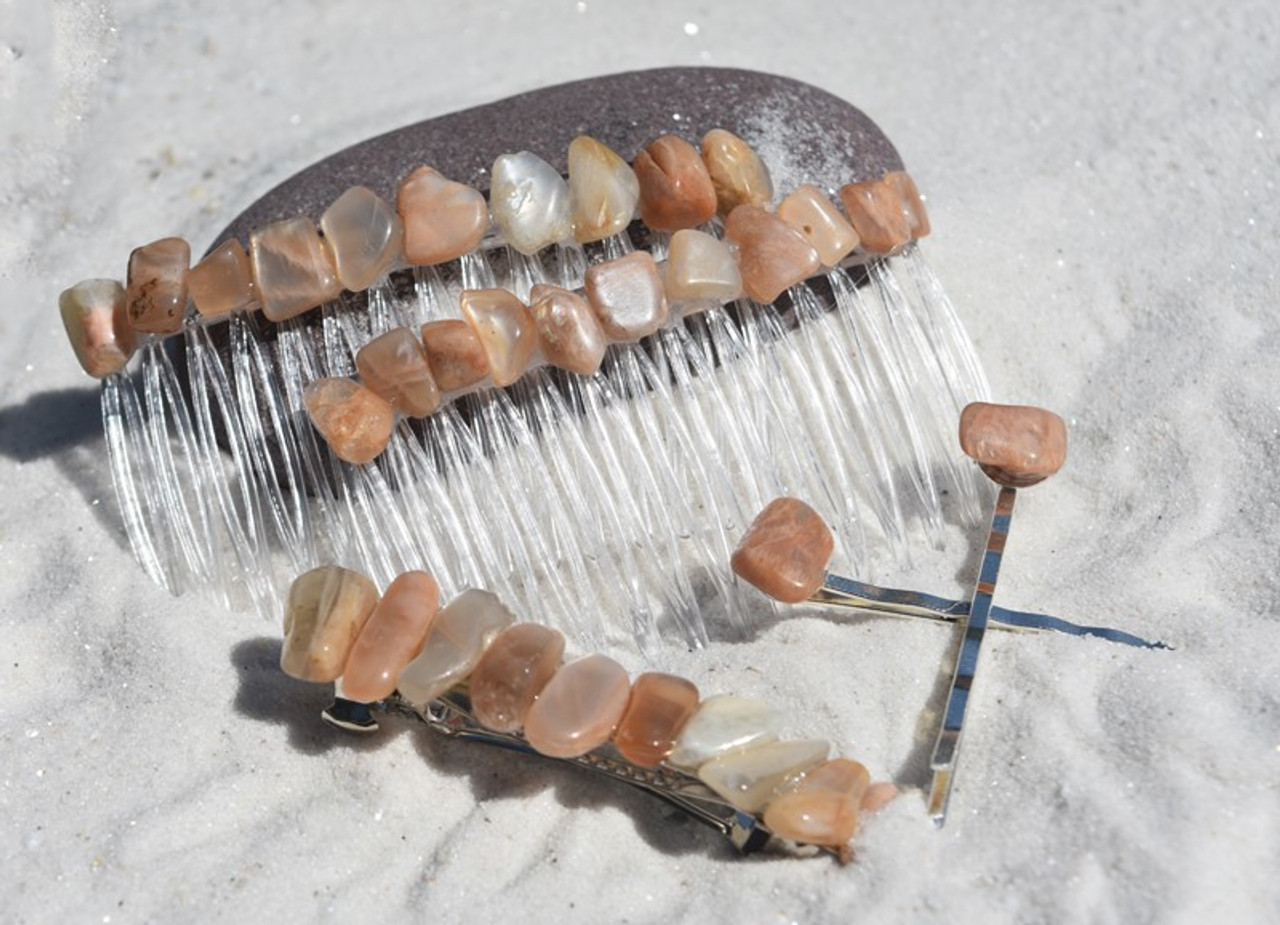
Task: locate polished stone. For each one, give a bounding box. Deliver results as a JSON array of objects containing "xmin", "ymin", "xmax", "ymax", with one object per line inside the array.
[
  {"xmin": 420, "ymin": 319, "xmax": 490, "ymax": 392},
  {"xmin": 730, "ymin": 496, "xmax": 834, "ymax": 603},
  {"xmin": 664, "ymin": 229, "xmax": 743, "ymax": 305},
  {"xmin": 887, "ymin": 171, "xmax": 931, "ymax": 238},
  {"xmin": 568, "ymin": 135, "xmax": 640, "ymax": 243},
  {"xmin": 959, "ymin": 401, "xmax": 1068, "ymax": 487},
  {"xmin": 723, "ymin": 204, "xmax": 820, "ymax": 304},
  {"xmin": 701, "ymin": 128, "xmax": 773, "ymax": 215},
  {"xmin": 59, "ymin": 279, "xmax": 135, "ymax": 378},
  {"xmin": 397, "ymin": 166, "xmax": 488, "ymax": 265},
  {"xmin": 250, "ymin": 217, "xmax": 341, "ymax": 321},
  {"xmin": 342, "ymin": 570, "xmax": 440, "ymax": 703},
  {"xmin": 280, "ymin": 565, "xmax": 380, "ymax": 683},
  {"xmin": 839, "ymin": 176, "xmax": 912, "ymax": 255},
  {"xmin": 529, "ymin": 283, "xmax": 607, "ymax": 376},
  {"xmin": 613, "ymin": 672, "xmax": 700, "ymax": 768},
  {"xmin": 490, "ymin": 151, "xmax": 573, "ymax": 255},
  {"xmin": 634, "ymin": 134, "xmax": 718, "ymax": 231},
  {"xmin": 697, "ymin": 739, "xmax": 829, "ymax": 813},
  {"xmin": 777, "ymin": 185, "xmax": 860, "ymax": 267},
  {"xmin": 763, "ymin": 758, "xmax": 871, "ymax": 847},
  {"xmin": 396, "ymin": 589, "xmax": 516, "ymax": 707},
  {"xmin": 583, "ymin": 251, "xmax": 669, "ymax": 340},
  {"xmin": 320, "ymin": 185, "xmax": 404, "ymax": 291},
  {"xmin": 860, "ymin": 781, "xmax": 899, "ymax": 814},
  {"xmin": 355, "ymin": 327, "xmax": 441, "ymax": 418},
  {"xmin": 667, "ymin": 694, "xmax": 783, "ymax": 770},
  {"xmin": 303, "ymin": 377, "xmax": 395, "ymax": 465},
  {"xmin": 523, "ymin": 654, "xmax": 631, "ymax": 758},
  {"xmin": 459, "ymin": 288, "xmax": 537, "ymax": 387},
  {"xmin": 126, "ymin": 236, "xmax": 190, "ymax": 335},
  {"xmin": 187, "ymin": 240, "xmax": 258, "ymax": 319},
  {"xmin": 469, "ymin": 623, "xmax": 565, "ymax": 733}
]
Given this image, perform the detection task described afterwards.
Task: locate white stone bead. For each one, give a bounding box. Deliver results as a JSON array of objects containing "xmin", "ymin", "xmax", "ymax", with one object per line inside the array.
[
  {"xmin": 697, "ymin": 739, "xmax": 829, "ymax": 812},
  {"xmin": 396, "ymin": 589, "xmax": 516, "ymax": 707},
  {"xmin": 665, "ymin": 229, "xmax": 743, "ymax": 305},
  {"xmin": 490, "ymin": 152, "xmax": 573, "ymax": 255},
  {"xmin": 667, "ymin": 694, "xmax": 783, "ymax": 770}
]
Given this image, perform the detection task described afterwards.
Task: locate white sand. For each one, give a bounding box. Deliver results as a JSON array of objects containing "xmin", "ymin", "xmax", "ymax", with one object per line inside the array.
[{"xmin": 2, "ymin": 1, "xmax": 1278, "ymax": 922}]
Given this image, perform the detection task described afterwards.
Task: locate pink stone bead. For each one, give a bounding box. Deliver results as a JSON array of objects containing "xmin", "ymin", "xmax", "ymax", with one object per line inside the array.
[
  {"xmin": 126, "ymin": 236, "xmax": 190, "ymax": 335},
  {"xmin": 777, "ymin": 185, "xmax": 860, "ymax": 268},
  {"xmin": 723, "ymin": 204, "xmax": 820, "ymax": 305},
  {"xmin": 459, "ymin": 288, "xmax": 537, "ymax": 387},
  {"xmin": 763, "ymin": 758, "xmax": 871, "ymax": 847},
  {"xmin": 730, "ymin": 497, "xmax": 834, "ymax": 603},
  {"xmin": 397, "ymin": 166, "xmax": 488, "ymax": 266},
  {"xmin": 187, "ymin": 240, "xmax": 258, "ymax": 319},
  {"xmin": 469, "ymin": 623, "xmax": 565, "ymax": 734},
  {"xmin": 341, "ymin": 571, "xmax": 440, "ymax": 703},
  {"xmin": 959, "ymin": 402, "xmax": 1068, "ymax": 488},
  {"xmin": 839, "ymin": 176, "xmax": 912, "ymax": 256},
  {"xmin": 886, "ymin": 171, "xmax": 931, "ymax": 238},
  {"xmin": 523, "ymin": 654, "xmax": 631, "ymax": 758},
  {"xmin": 613, "ymin": 672, "xmax": 699, "ymax": 768},
  {"xmin": 529, "ymin": 283, "xmax": 607, "ymax": 376},
  {"xmin": 860, "ymin": 781, "xmax": 899, "ymax": 814},
  {"xmin": 583, "ymin": 251, "xmax": 669, "ymax": 341},
  {"xmin": 250, "ymin": 217, "xmax": 341, "ymax": 322},
  {"xmin": 59, "ymin": 279, "xmax": 136, "ymax": 378},
  {"xmin": 303, "ymin": 378, "xmax": 395, "ymax": 465},
  {"xmin": 634, "ymin": 135, "xmax": 718, "ymax": 232},
  {"xmin": 280, "ymin": 565, "xmax": 380, "ymax": 682},
  {"xmin": 320, "ymin": 185, "xmax": 404, "ymax": 291},
  {"xmin": 355, "ymin": 327, "xmax": 441, "ymax": 418},
  {"xmin": 420, "ymin": 319, "xmax": 490, "ymax": 392}
]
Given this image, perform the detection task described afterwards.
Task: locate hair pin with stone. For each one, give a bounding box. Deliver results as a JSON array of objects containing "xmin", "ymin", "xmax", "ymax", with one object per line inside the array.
[{"xmin": 731, "ymin": 401, "xmax": 1167, "ymax": 825}]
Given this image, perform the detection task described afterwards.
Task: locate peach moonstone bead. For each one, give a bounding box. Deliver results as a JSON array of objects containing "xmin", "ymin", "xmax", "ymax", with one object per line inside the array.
[
  {"xmin": 839, "ymin": 175, "xmax": 912, "ymax": 256},
  {"xmin": 664, "ymin": 229, "xmax": 743, "ymax": 305},
  {"xmin": 724, "ymin": 205, "xmax": 821, "ymax": 305},
  {"xmin": 320, "ymin": 185, "xmax": 404, "ymax": 291},
  {"xmin": 251, "ymin": 217, "xmax": 341, "ymax": 321},
  {"xmin": 613, "ymin": 672, "xmax": 700, "ymax": 768},
  {"xmin": 777, "ymin": 185, "xmax": 860, "ymax": 267},
  {"xmin": 763, "ymin": 758, "xmax": 872, "ymax": 847},
  {"xmin": 887, "ymin": 171, "xmax": 931, "ymax": 237},
  {"xmin": 126, "ymin": 236, "xmax": 190, "ymax": 335},
  {"xmin": 396, "ymin": 588, "xmax": 515, "ymax": 707},
  {"xmin": 188, "ymin": 240, "xmax": 258, "ymax": 319},
  {"xmin": 341, "ymin": 570, "xmax": 440, "ymax": 703},
  {"xmin": 469, "ymin": 623, "xmax": 565, "ymax": 734},
  {"xmin": 702, "ymin": 129, "xmax": 773, "ymax": 215},
  {"xmin": 397, "ymin": 166, "xmax": 488, "ymax": 266},
  {"xmin": 959, "ymin": 401, "xmax": 1068, "ymax": 488},
  {"xmin": 697, "ymin": 739, "xmax": 829, "ymax": 813},
  {"xmin": 731, "ymin": 497, "xmax": 834, "ymax": 604},
  {"xmin": 59, "ymin": 279, "xmax": 135, "ymax": 378},
  {"xmin": 280, "ymin": 565, "xmax": 380, "ymax": 682},
  {"xmin": 583, "ymin": 251, "xmax": 669, "ymax": 341},
  {"xmin": 303, "ymin": 377, "xmax": 395, "ymax": 465},
  {"xmin": 568, "ymin": 135, "xmax": 640, "ymax": 243},
  {"xmin": 420, "ymin": 319, "xmax": 490, "ymax": 392},
  {"xmin": 529, "ymin": 283, "xmax": 607, "ymax": 376},
  {"xmin": 523, "ymin": 654, "xmax": 631, "ymax": 759},
  {"xmin": 633, "ymin": 135, "xmax": 718, "ymax": 232},
  {"xmin": 460, "ymin": 288, "xmax": 538, "ymax": 387},
  {"xmin": 355, "ymin": 327, "xmax": 441, "ymax": 418}
]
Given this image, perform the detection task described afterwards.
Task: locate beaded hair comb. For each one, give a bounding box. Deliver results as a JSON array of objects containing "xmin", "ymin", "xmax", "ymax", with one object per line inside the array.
[{"xmin": 57, "ymin": 67, "xmax": 992, "ymax": 655}]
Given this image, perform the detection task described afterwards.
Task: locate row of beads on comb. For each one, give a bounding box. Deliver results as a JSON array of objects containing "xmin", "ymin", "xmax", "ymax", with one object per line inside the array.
[
  {"xmin": 59, "ymin": 129, "xmax": 928, "ymax": 408},
  {"xmin": 282, "ymin": 565, "xmax": 896, "ymax": 855}
]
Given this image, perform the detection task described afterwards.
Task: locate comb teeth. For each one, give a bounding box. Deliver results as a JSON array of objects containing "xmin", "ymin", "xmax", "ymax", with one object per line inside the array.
[{"xmin": 102, "ymin": 226, "xmax": 989, "ymax": 653}]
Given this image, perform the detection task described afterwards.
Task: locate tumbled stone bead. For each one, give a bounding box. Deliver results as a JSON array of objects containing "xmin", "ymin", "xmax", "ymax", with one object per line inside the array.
[
  {"xmin": 614, "ymin": 672, "xmax": 700, "ymax": 768},
  {"xmin": 568, "ymin": 135, "xmax": 640, "ymax": 243},
  {"xmin": 355, "ymin": 327, "xmax": 441, "ymax": 418},
  {"xmin": 839, "ymin": 176, "xmax": 912, "ymax": 255},
  {"xmin": 320, "ymin": 185, "xmax": 404, "ymax": 291},
  {"xmin": 763, "ymin": 758, "xmax": 871, "ymax": 847},
  {"xmin": 251, "ymin": 217, "xmax": 341, "ymax": 322},
  {"xmin": 396, "ymin": 589, "xmax": 515, "ymax": 707},
  {"xmin": 777, "ymin": 185, "xmax": 860, "ymax": 268},
  {"xmin": 187, "ymin": 240, "xmax": 258, "ymax": 319},
  {"xmin": 529, "ymin": 283, "xmax": 607, "ymax": 376},
  {"xmin": 420, "ymin": 319, "xmax": 491, "ymax": 392},
  {"xmin": 342, "ymin": 570, "xmax": 440, "ymax": 703},
  {"xmin": 633, "ymin": 135, "xmax": 718, "ymax": 232},
  {"xmin": 490, "ymin": 151, "xmax": 573, "ymax": 255},
  {"xmin": 724, "ymin": 205, "xmax": 820, "ymax": 305},
  {"xmin": 303, "ymin": 377, "xmax": 395, "ymax": 465},
  {"xmin": 667, "ymin": 694, "xmax": 783, "ymax": 770},
  {"xmin": 281, "ymin": 565, "xmax": 380, "ymax": 682},
  {"xmin": 959, "ymin": 401, "xmax": 1067, "ymax": 488},
  {"xmin": 664, "ymin": 229, "xmax": 743, "ymax": 305},
  {"xmin": 523, "ymin": 654, "xmax": 631, "ymax": 759},
  {"xmin": 730, "ymin": 496, "xmax": 834, "ymax": 604},
  {"xmin": 126, "ymin": 236, "xmax": 190, "ymax": 335},
  {"xmin": 701, "ymin": 129, "xmax": 773, "ymax": 215},
  {"xmin": 583, "ymin": 252, "xmax": 669, "ymax": 340},
  {"xmin": 469, "ymin": 623, "xmax": 565, "ymax": 734},
  {"xmin": 397, "ymin": 166, "xmax": 488, "ymax": 265},
  {"xmin": 861, "ymin": 781, "xmax": 899, "ymax": 814},
  {"xmin": 459, "ymin": 288, "xmax": 537, "ymax": 387},
  {"xmin": 59, "ymin": 279, "xmax": 135, "ymax": 378},
  {"xmin": 886, "ymin": 171, "xmax": 931, "ymax": 238},
  {"xmin": 698, "ymin": 739, "xmax": 829, "ymax": 813}
]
